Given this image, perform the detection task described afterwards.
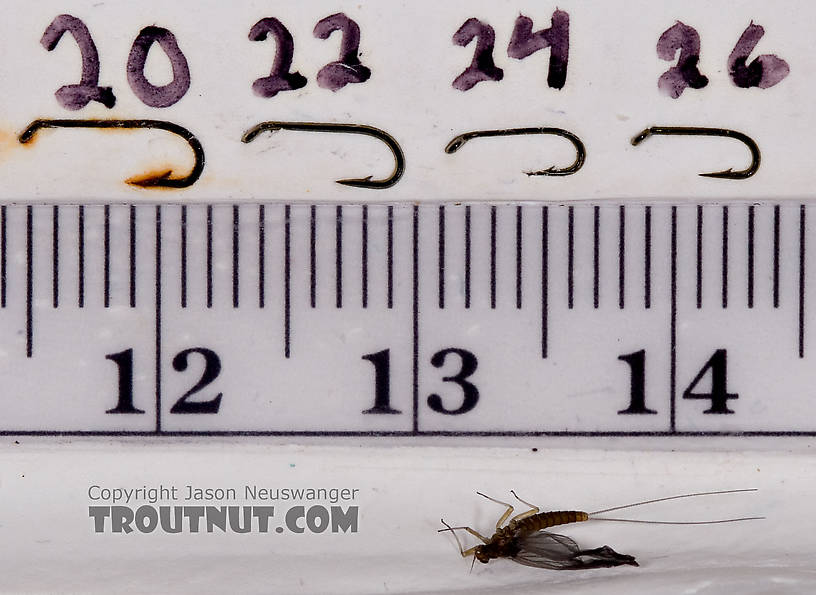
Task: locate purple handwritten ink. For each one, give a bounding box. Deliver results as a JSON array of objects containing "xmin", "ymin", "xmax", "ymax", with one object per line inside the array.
[
  {"xmin": 41, "ymin": 14, "xmax": 116, "ymax": 110},
  {"xmin": 656, "ymin": 21, "xmax": 708, "ymax": 99},
  {"xmin": 728, "ymin": 22, "xmax": 789, "ymax": 89},
  {"xmin": 249, "ymin": 18, "xmax": 307, "ymax": 98},
  {"xmin": 507, "ymin": 10, "xmax": 570, "ymax": 89},
  {"xmin": 314, "ymin": 13, "xmax": 371, "ymax": 92},
  {"xmin": 127, "ymin": 26, "xmax": 191, "ymax": 108},
  {"xmin": 452, "ymin": 18, "xmax": 504, "ymax": 91}
]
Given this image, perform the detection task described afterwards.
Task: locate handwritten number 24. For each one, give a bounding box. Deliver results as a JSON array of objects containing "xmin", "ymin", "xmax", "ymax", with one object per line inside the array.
[{"xmin": 452, "ymin": 10, "xmax": 570, "ymax": 92}]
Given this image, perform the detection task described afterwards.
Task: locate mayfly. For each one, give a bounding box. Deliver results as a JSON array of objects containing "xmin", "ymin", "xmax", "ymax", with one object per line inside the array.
[{"xmin": 439, "ymin": 488, "xmax": 763, "ymax": 570}]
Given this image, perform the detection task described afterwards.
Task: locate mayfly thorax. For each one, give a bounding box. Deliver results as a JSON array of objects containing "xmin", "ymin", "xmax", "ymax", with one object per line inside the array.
[{"xmin": 439, "ymin": 488, "xmax": 763, "ymax": 570}]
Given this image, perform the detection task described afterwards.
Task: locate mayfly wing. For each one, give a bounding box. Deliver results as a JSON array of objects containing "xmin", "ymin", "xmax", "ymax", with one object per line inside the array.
[
  {"xmin": 513, "ymin": 532, "xmax": 639, "ymax": 570},
  {"xmin": 512, "ymin": 532, "xmax": 581, "ymax": 569}
]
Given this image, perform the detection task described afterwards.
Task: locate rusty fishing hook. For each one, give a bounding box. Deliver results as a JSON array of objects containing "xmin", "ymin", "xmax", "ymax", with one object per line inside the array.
[
  {"xmin": 630, "ymin": 126, "xmax": 760, "ymax": 180},
  {"xmin": 445, "ymin": 127, "xmax": 586, "ymax": 176},
  {"xmin": 242, "ymin": 121, "xmax": 405, "ymax": 189},
  {"xmin": 18, "ymin": 119, "xmax": 204, "ymax": 189}
]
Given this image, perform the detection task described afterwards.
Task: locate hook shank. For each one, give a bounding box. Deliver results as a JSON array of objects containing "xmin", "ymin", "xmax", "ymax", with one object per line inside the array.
[
  {"xmin": 631, "ymin": 126, "xmax": 760, "ymax": 180},
  {"xmin": 18, "ymin": 118, "xmax": 204, "ymax": 188},
  {"xmin": 445, "ymin": 127, "xmax": 585, "ymax": 176},
  {"xmin": 242, "ymin": 121, "xmax": 405, "ymax": 189}
]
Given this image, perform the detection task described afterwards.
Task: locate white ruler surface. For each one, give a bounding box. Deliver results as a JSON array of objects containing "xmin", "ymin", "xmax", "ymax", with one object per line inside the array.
[{"xmin": 0, "ymin": 202, "xmax": 811, "ymax": 436}]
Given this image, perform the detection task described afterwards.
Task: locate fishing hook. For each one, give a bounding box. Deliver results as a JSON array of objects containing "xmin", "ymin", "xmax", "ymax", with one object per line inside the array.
[
  {"xmin": 242, "ymin": 121, "xmax": 405, "ymax": 189},
  {"xmin": 444, "ymin": 127, "xmax": 586, "ymax": 176},
  {"xmin": 630, "ymin": 126, "xmax": 760, "ymax": 180},
  {"xmin": 18, "ymin": 118, "xmax": 204, "ymax": 189}
]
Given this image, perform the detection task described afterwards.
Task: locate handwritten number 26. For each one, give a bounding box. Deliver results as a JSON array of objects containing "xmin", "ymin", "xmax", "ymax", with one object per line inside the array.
[{"xmin": 657, "ymin": 20, "xmax": 789, "ymax": 98}]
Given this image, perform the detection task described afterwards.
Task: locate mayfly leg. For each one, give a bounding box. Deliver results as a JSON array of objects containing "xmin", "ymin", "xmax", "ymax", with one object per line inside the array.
[
  {"xmin": 439, "ymin": 519, "xmax": 489, "ymax": 557},
  {"xmin": 476, "ymin": 490, "xmax": 541, "ymax": 527},
  {"xmin": 508, "ymin": 490, "xmax": 541, "ymax": 523},
  {"xmin": 476, "ymin": 491, "xmax": 516, "ymax": 528}
]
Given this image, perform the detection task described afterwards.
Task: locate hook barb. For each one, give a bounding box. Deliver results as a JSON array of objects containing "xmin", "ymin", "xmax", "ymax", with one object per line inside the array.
[
  {"xmin": 18, "ymin": 118, "xmax": 204, "ymax": 189},
  {"xmin": 445, "ymin": 127, "xmax": 585, "ymax": 176},
  {"xmin": 630, "ymin": 126, "xmax": 760, "ymax": 180},
  {"xmin": 242, "ymin": 121, "xmax": 405, "ymax": 189}
]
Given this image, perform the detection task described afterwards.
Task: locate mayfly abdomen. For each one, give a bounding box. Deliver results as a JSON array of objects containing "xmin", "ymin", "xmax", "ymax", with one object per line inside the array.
[{"xmin": 517, "ymin": 510, "xmax": 589, "ymax": 534}]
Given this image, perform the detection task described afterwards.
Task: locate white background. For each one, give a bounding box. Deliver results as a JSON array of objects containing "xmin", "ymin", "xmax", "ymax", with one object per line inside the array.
[
  {"xmin": 0, "ymin": 0, "xmax": 810, "ymax": 200},
  {"xmin": 0, "ymin": 1, "xmax": 814, "ymax": 593},
  {"xmin": 0, "ymin": 440, "xmax": 812, "ymax": 594}
]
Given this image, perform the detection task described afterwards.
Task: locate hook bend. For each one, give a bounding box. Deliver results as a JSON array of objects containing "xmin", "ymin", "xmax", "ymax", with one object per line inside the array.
[
  {"xmin": 445, "ymin": 127, "xmax": 585, "ymax": 176},
  {"xmin": 242, "ymin": 121, "xmax": 405, "ymax": 189},
  {"xmin": 18, "ymin": 118, "xmax": 204, "ymax": 189},
  {"xmin": 631, "ymin": 126, "xmax": 760, "ymax": 180}
]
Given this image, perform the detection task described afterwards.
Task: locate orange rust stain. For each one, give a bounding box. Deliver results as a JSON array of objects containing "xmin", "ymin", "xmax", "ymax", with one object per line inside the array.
[
  {"xmin": 0, "ymin": 128, "xmax": 28, "ymax": 148},
  {"xmin": 125, "ymin": 169, "xmax": 174, "ymax": 187},
  {"xmin": 0, "ymin": 128, "xmax": 28, "ymax": 164}
]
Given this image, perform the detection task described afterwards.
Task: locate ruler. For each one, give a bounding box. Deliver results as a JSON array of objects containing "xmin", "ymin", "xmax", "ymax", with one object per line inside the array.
[{"xmin": 0, "ymin": 201, "xmax": 811, "ymax": 436}]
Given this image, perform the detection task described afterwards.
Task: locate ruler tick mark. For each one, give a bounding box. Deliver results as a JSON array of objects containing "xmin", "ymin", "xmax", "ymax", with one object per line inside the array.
[
  {"xmin": 387, "ymin": 205, "xmax": 394, "ymax": 309},
  {"xmin": 206, "ymin": 205, "xmax": 213, "ymax": 309},
  {"xmin": 670, "ymin": 206, "xmax": 677, "ymax": 433},
  {"xmin": 78, "ymin": 206, "xmax": 85, "ymax": 308},
  {"xmin": 516, "ymin": 206, "xmax": 523, "ymax": 310},
  {"xmin": 722, "ymin": 206, "xmax": 729, "ymax": 309},
  {"xmin": 336, "ymin": 205, "xmax": 343, "ymax": 309},
  {"xmin": 103, "ymin": 205, "xmax": 110, "ymax": 308},
  {"xmin": 52, "ymin": 206, "xmax": 59, "ymax": 309},
  {"xmin": 490, "ymin": 205, "xmax": 497, "ymax": 309},
  {"xmin": 1, "ymin": 205, "xmax": 6, "ymax": 308},
  {"xmin": 180, "ymin": 205, "xmax": 187, "ymax": 308},
  {"xmin": 593, "ymin": 205, "xmax": 600, "ymax": 309},
  {"xmin": 25, "ymin": 206, "xmax": 33, "ymax": 359},
  {"xmin": 438, "ymin": 205, "xmax": 445, "ymax": 309},
  {"xmin": 232, "ymin": 205, "xmax": 240, "ymax": 308},
  {"xmin": 696, "ymin": 205, "xmax": 703, "ymax": 309},
  {"xmin": 748, "ymin": 205, "xmax": 755, "ymax": 309},
  {"xmin": 800, "ymin": 204, "xmax": 806, "ymax": 358},
  {"xmin": 362, "ymin": 205, "xmax": 368, "ymax": 309},
  {"xmin": 568, "ymin": 206, "xmax": 574, "ymax": 309},
  {"xmin": 155, "ymin": 205, "xmax": 162, "ymax": 433},
  {"xmin": 773, "ymin": 205, "xmax": 780, "ymax": 308},
  {"xmin": 464, "ymin": 206, "xmax": 471, "ymax": 309},
  {"xmin": 618, "ymin": 205, "xmax": 625, "ymax": 309},
  {"xmin": 412, "ymin": 205, "xmax": 419, "ymax": 433},
  {"xmin": 258, "ymin": 205, "xmax": 265, "ymax": 309},
  {"xmin": 310, "ymin": 205, "xmax": 317, "ymax": 309},
  {"xmin": 644, "ymin": 206, "xmax": 651, "ymax": 309},
  {"xmin": 285, "ymin": 205, "xmax": 291, "ymax": 358},
  {"xmin": 129, "ymin": 205, "xmax": 136, "ymax": 308},
  {"xmin": 541, "ymin": 206, "xmax": 549, "ymax": 359}
]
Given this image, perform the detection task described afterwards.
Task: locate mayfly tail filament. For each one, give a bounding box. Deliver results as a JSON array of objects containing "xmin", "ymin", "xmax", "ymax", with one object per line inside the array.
[{"xmin": 589, "ymin": 488, "xmax": 763, "ymax": 525}]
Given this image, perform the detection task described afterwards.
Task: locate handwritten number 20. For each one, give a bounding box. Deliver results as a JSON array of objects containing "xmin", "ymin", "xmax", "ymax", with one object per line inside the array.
[{"xmin": 42, "ymin": 14, "xmax": 191, "ymax": 109}]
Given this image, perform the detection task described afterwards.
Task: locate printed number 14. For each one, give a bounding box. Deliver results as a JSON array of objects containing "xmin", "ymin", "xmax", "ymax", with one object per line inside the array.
[{"xmin": 619, "ymin": 348, "xmax": 738, "ymax": 415}]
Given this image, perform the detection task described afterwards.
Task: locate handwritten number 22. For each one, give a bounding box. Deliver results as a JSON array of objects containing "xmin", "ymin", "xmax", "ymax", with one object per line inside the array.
[{"xmin": 250, "ymin": 13, "xmax": 370, "ymax": 97}]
